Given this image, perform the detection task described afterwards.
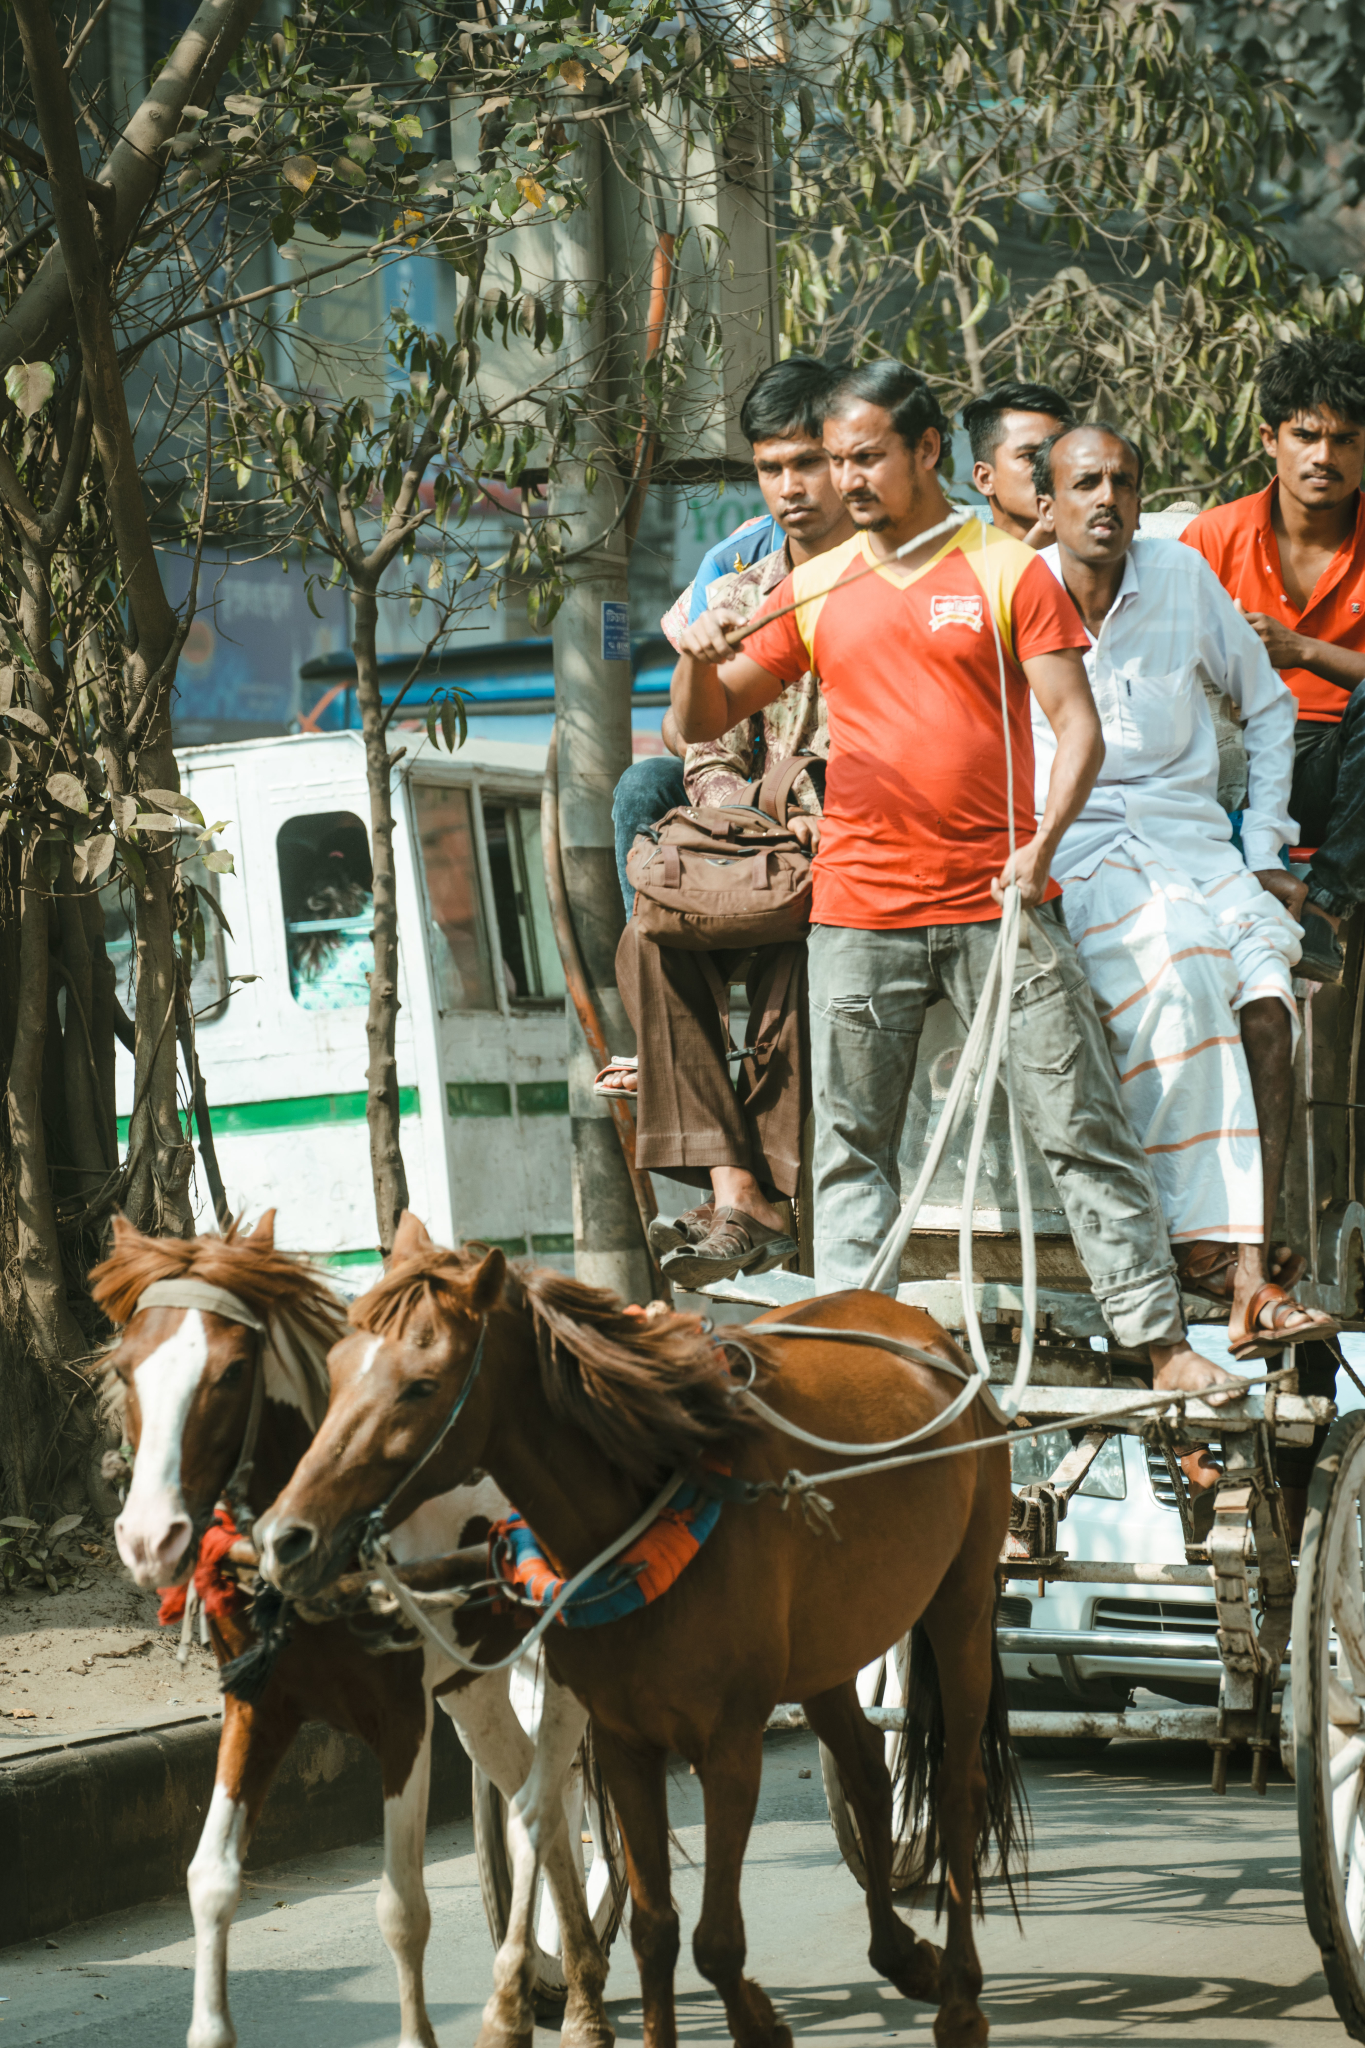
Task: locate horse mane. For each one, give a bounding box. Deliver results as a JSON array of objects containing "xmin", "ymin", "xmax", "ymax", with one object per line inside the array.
[
  {"xmin": 520, "ymin": 1268, "xmax": 765, "ymax": 1485},
  {"xmin": 91, "ymin": 1218, "xmax": 346, "ymax": 1431},
  {"xmin": 352, "ymin": 1243, "xmax": 765, "ymax": 1486}
]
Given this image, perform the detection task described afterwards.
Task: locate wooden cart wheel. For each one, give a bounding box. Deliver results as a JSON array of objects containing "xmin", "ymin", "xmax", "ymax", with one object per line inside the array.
[
  {"xmin": 472, "ymin": 1659, "xmax": 626, "ymax": 2013},
  {"xmin": 1294, "ymin": 1409, "xmax": 1365, "ymax": 2043},
  {"xmin": 820, "ymin": 1635, "xmax": 929, "ymax": 1896}
]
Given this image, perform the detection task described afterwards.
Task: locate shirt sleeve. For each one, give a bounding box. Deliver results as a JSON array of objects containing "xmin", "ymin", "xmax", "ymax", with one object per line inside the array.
[
  {"xmin": 732, "ymin": 576, "xmax": 810, "ymax": 684},
  {"xmin": 684, "ymin": 720, "xmax": 759, "ymax": 807},
  {"xmin": 1192, "ymin": 555, "xmax": 1296, "ymax": 869},
  {"xmin": 1010, "ymin": 553, "xmax": 1092, "ymax": 661},
  {"xmin": 660, "ymin": 583, "xmax": 693, "ymax": 651},
  {"xmin": 686, "ymin": 516, "xmax": 776, "ymax": 623}
]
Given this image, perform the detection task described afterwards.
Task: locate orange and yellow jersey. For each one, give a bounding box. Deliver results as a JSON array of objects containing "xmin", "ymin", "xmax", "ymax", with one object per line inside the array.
[{"xmin": 740, "ymin": 519, "xmax": 1091, "ymax": 929}]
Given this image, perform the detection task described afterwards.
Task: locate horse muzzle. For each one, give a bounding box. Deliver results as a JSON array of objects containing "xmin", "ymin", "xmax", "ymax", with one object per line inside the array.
[
  {"xmin": 255, "ymin": 1509, "xmax": 337, "ymax": 1597},
  {"xmin": 114, "ymin": 1494, "xmax": 193, "ymax": 1589}
]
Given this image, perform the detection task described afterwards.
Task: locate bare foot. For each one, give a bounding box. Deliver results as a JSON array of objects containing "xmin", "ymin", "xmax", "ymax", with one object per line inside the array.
[{"xmin": 1149, "ymin": 1339, "xmax": 1245, "ymax": 1406}]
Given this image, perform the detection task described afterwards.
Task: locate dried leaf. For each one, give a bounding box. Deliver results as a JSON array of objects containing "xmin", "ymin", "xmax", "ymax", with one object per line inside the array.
[
  {"xmin": 223, "ymin": 93, "xmax": 265, "ymax": 117},
  {"xmin": 282, "ymin": 154, "xmax": 318, "ymax": 194},
  {"xmin": 46, "ymin": 771, "xmax": 89, "ymax": 815},
  {"xmin": 515, "ymin": 174, "xmax": 546, "ymax": 209},
  {"xmin": 559, "ymin": 58, "xmax": 585, "ymax": 90},
  {"xmin": 5, "ymin": 361, "xmax": 54, "ymax": 421},
  {"xmin": 4, "ymin": 705, "xmax": 49, "ymax": 735},
  {"xmin": 141, "ymin": 788, "xmax": 205, "ymax": 825},
  {"xmin": 73, "ymin": 832, "xmax": 114, "ymax": 883},
  {"xmin": 110, "ymin": 792, "xmax": 137, "ymax": 833}
]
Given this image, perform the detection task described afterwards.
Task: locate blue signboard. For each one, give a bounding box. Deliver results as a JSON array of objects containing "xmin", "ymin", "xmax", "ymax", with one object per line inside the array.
[{"xmin": 601, "ymin": 601, "xmax": 631, "ymax": 663}]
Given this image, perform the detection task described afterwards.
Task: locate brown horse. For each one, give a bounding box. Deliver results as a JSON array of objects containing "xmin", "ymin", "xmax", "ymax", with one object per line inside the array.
[
  {"xmin": 255, "ymin": 1216, "xmax": 1024, "ymax": 2048},
  {"xmin": 95, "ymin": 1214, "xmax": 616, "ymax": 2048}
]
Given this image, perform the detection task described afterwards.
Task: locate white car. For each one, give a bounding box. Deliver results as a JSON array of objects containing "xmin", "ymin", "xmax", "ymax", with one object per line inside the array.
[{"xmin": 1001, "ymin": 1339, "xmax": 1365, "ymax": 1710}]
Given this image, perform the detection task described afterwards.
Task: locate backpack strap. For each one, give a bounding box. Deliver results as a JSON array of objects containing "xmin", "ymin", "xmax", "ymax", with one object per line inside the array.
[{"xmin": 748, "ymin": 752, "xmax": 820, "ymax": 825}]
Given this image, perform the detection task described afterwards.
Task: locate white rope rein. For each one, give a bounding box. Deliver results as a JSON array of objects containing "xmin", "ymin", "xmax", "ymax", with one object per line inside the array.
[{"xmin": 856, "ymin": 512, "xmax": 1039, "ymax": 1433}]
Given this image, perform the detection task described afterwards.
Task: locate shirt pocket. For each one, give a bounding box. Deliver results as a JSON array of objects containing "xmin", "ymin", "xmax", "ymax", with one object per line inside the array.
[{"xmin": 1108, "ymin": 664, "xmax": 1200, "ymax": 777}]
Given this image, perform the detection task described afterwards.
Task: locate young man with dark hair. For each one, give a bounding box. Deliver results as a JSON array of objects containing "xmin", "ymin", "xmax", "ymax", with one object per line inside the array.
[
  {"xmin": 611, "ymin": 355, "xmax": 842, "ymax": 912},
  {"xmin": 1030, "ymin": 423, "xmax": 1335, "ymax": 1364},
  {"xmin": 962, "ymin": 381, "xmax": 1075, "ymax": 541},
  {"xmin": 606, "ymin": 354, "xmax": 854, "ymax": 1281},
  {"xmin": 1183, "ymin": 330, "xmax": 1365, "ymax": 983},
  {"xmin": 671, "ymin": 360, "xmax": 1238, "ymax": 1402}
]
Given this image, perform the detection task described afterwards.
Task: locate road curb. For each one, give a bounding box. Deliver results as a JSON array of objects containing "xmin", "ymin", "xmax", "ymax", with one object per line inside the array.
[{"xmin": 0, "ymin": 1708, "xmax": 472, "ymax": 1946}]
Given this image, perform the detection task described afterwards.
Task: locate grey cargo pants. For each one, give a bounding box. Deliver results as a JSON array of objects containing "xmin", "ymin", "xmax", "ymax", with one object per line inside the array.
[{"xmin": 808, "ymin": 902, "xmax": 1185, "ymax": 1350}]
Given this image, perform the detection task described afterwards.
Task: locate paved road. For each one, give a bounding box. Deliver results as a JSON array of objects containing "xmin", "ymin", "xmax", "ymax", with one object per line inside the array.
[{"xmin": 0, "ymin": 1731, "xmax": 1346, "ymax": 2047}]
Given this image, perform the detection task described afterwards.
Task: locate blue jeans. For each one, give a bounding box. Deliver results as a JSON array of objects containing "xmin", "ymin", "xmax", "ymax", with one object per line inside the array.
[
  {"xmin": 807, "ymin": 906, "xmax": 1185, "ymax": 1350},
  {"xmin": 613, "ymin": 755, "xmax": 687, "ymax": 913}
]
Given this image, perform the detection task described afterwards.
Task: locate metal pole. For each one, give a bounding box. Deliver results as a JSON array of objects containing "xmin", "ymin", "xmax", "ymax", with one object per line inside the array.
[{"xmin": 549, "ymin": 92, "xmax": 652, "ymax": 1304}]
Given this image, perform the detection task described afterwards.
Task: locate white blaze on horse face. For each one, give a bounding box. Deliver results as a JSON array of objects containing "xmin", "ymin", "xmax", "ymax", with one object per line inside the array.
[
  {"xmin": 114, "ymin": 1310, "xmax": 208, "ymax": 1588},
  {"xmin": 357, "ymin": 1336, "xmax": 382, "ymax": 1377}
]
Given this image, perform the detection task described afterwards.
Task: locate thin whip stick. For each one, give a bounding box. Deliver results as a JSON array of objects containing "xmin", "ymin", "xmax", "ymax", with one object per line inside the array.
[{"xmin": 717, "ymin": 507, "xmax": 970, "ymax": 650}]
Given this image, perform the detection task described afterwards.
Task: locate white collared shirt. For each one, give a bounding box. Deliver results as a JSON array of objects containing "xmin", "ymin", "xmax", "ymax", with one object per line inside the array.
[{"xmin": 1032, "ymin": 534, "xmax": 1297, "ymax": 884}]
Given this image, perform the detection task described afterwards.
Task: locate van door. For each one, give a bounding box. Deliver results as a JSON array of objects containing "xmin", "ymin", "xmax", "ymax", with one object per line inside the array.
[{"xmin": 410, "ymin": 770, "xmax": 574, "ymax": 1263}]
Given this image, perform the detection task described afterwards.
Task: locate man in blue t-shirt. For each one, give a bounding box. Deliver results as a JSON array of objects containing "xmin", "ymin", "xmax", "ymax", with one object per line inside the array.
[{"xmin": 612, "ymin": 358, "xmax": 839, "ymax": 909}]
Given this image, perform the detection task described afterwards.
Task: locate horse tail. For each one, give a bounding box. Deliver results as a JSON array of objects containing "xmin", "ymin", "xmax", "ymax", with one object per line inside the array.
[{"xmin": 898, "ymin": 1589, "xmax": 1030, "ymax": 1922}]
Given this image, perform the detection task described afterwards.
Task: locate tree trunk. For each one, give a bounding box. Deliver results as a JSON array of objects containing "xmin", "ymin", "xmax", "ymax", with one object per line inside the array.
[
  {"xmin": 7, "ymin": 850, "xmax": 84, "ymax": 1364},
  {"xmin": 352, "ymin": 579, "xmax": 410, "ymax": 1253}
]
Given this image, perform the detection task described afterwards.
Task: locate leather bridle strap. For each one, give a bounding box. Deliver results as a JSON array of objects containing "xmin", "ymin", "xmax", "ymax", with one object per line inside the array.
[
  {"xmin": 359, "ymin": 1315, "xmax": 489, "ymax": 1558},
  {"xmin": 134, "ymin": 1279, "xmax": 270, "ymax": 1534}
]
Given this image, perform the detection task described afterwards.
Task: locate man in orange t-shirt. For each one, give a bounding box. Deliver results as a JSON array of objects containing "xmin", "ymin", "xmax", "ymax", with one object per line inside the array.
[
  {"xmin": 671, "ymin": 360, "xmax": 1237, "ymax": 1405},
  {"xmin": 1182, "ymin": 331, "xmax": 1365, "ymax": 983}
]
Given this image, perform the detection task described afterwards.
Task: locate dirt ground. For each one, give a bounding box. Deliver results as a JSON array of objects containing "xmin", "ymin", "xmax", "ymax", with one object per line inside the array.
[{"xmin": 0, "ymin": 1527, "xmax": 221, "ymax": 1741}]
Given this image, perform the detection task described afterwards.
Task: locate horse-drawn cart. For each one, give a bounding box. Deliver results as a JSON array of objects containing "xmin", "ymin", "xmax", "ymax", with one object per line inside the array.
[{"xmin": 688, "ymin": 890, "xmax": 1365, "ymax": 2039}]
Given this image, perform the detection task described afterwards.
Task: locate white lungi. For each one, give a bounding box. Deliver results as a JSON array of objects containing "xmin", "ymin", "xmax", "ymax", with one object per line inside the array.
[{"xmin": 1058, "ymin": 837, "xmax": 1302, "ymax": 1244}]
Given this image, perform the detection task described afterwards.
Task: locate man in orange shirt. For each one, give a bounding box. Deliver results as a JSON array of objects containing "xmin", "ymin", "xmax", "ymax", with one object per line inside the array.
[
  {"xmin": 1182, "ymin": 331, "xmax": 1365, "ymax": 983},
  {"xmin": 671, "ymin": 360, "xmax": 1238, "ymax": 1404}
]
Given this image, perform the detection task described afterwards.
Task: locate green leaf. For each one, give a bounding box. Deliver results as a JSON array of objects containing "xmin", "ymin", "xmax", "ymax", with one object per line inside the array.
[
  {"xmin": 0, "ymin": 1515, "xmax": 37, "ymax": 1529},
  {"xmin": 46, "ymin": 1513, "xmax": 82, "ymax": 1540},
  {"xmin": 201, "ymin": 848, "xmax": 235, "ymax": 874}
]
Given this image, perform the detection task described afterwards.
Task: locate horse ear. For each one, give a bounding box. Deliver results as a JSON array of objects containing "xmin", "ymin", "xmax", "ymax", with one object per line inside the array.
[
  {"xmin": 246, "ymin": 1209, "xmax": 276, "ymax": 1248},
  {"xmin": 391, "ymin": 1212, "xmax": 435, "ymax": 1262},
  {"xmin": 469, "ymin": 1246, "xmax": 506, "ymax": 1314},
  {"xmin": 108, "ymin": 1212, "xmax": 142, "ymax": 1252}
]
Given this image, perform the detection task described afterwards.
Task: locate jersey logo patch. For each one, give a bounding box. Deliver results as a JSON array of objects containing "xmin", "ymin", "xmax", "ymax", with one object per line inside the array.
[{"xmin": 928, "ymin": 594, "xmax": 983, "ymax": 634}]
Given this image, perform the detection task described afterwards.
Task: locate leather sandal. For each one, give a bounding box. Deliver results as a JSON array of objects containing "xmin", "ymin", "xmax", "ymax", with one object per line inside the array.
[
  {"xmin": 648, "ymin": 1203, "xmax": 714, "ymax": 1257},
  {"xmin": 592, "ymin": 1056, "xmax": 637, "ymax": 1097},
  {"xmin": 1177, "ymin": 1240, "xmax": 1307, "ymax": 1302},
  {"xmin": 1227, "ymin": 1281, "xmax": 1342, "ymax": 1362},
  {"xmin": 660, "ymin": 1206, "xmax": 799, "ymax": 1286},
  {"xmin": 1175, "ymin": 1242, "xmax": 1237, "ymax": 1302}
]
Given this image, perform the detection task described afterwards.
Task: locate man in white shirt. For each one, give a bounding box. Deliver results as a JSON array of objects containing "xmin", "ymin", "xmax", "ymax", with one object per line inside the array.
[{"xmin": 1031, "ymin": 422, "xmax": 1340, "ymax": 1360}]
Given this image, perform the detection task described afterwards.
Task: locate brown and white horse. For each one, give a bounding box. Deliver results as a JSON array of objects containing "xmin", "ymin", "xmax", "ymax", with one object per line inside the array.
[
  {"xmin": 255, "ymin": 1216, "xmax": 1026, "ymax": 2048},
  {"xmin": 96, "ymin": 1215, "xmax": 614, "ymax": 2048}
]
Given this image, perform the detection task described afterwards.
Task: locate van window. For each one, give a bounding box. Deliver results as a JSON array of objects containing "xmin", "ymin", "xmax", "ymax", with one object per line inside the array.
[
  {"xmin": 412, "ymin": 783, "xmax": 497, "ymax": 1012},
  {"xmin": 481, "ymin": 800, "xmax": 567, "ymax": 1005},
  {"xmin": 100, "ymin": 838, "xmax": 229, "ymax": 1024},
  {"xmin": 276, "ymin": 811, "xmax": 374, "ymax": 1011}
]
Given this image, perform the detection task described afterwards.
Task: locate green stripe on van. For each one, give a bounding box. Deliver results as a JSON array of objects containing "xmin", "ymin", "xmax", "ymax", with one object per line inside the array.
[
  {"xmin": 446, "ymin": 1081, "xmax": 512, "ymax": 1118},
  {"xmin": 530, "ymin": 1232, "xmax": 574, "ymax": 1254},
  {"xmin": 517, "ymin": 1081, "xmax": 569, "ymax": 1116},
  {"xmin": 117, "ymin": 1086, "xmax": 419, "ymax": 1145}
]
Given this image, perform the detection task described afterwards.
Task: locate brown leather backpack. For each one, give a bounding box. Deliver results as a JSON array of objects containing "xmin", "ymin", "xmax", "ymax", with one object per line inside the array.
[{"xmin": 625, "ymin": 754, "xmax": 819, "ymax": 951}]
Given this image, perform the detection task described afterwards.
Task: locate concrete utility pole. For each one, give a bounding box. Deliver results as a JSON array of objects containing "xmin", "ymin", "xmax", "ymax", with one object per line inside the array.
[{"xmin": 550, "ymin": 98, "xmax": 653, "ymax": 1304}]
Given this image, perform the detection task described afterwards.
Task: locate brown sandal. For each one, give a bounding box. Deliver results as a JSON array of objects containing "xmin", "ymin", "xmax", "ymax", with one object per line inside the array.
[
  {"xmin": 660, "ymin": 1206, "xmax": 798, "ymax": 1286},
  {"xmin": 647, "ymin": 1203, "xmax": 714, "ymax": 1257},
  {"xmin": 1227, "ymin": 1281, "xmax": 1342, "ymax": 1362}
]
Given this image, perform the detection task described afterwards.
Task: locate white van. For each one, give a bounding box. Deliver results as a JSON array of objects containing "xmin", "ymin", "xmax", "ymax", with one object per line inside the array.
[{"xmin": 110, "ymin": 731, "xmax": 575, "ymax": 1276}]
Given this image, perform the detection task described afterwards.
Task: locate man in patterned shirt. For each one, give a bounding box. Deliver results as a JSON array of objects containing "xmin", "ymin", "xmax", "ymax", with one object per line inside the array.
[{"xmin": 609, "ymin": 355, "xmax": 854, "ymax": 1280}]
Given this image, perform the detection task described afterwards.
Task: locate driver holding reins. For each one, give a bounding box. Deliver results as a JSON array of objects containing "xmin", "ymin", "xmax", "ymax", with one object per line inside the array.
[{"xmin": 669, "ymin": 359, "xmax": 1238, "ymax": 1407}]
